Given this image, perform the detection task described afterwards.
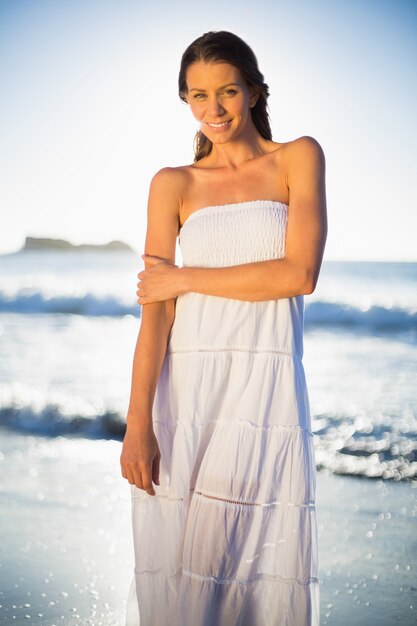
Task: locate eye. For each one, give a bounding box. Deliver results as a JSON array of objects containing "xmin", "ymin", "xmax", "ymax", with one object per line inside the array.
[
  {"xmin": 193, "ymin": 93, "xmax": 206, "ymax": 100},
  {"xmin": 222, "ymin": 89, "xmax": 237, "ymax": 96}
]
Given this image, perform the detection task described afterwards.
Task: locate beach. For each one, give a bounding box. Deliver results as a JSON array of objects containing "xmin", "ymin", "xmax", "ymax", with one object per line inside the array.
[
  {"xmin": 0, "ymin": 429, "xmax": 415, "ymax": 625},
  {"xmin": 0, "ymin": 252, "xmax": 416, "ymax": 624}
]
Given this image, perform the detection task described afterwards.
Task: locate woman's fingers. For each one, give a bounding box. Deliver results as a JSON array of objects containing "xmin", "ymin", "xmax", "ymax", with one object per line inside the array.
[
  {"xmin": 120, "ymin": 462, "xmax": 128, "ymax": 480},
  {"xmin": 152, "ymin": 453, "xmax": 161, "ymax": 486},
  {"xmin": 124, "ymin": 464, "xmax": 157, "ymax": 496},
  {"xmin": 125, "ymin": 466, "xmax": 141, "ymax": 489},
  {"xmin": 122, "ymin": 459, "xmax": 142, "ymax": 488},
  {"xmin": 120, "ymin": 429, "xmax": 160, "ymax": 496},
  {"xmin": 140, "ymin": 466, "xmax": 156, "ymax": 495},
  {"xmin": 142, "ymin": 470, "xmax": 155, "ymax": 496}
]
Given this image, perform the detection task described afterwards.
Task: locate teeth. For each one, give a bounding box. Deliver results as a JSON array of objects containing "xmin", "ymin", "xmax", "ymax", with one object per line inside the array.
[{"xmin": 207, "ymin": 121, "xmax": 231, "ymax": 127}]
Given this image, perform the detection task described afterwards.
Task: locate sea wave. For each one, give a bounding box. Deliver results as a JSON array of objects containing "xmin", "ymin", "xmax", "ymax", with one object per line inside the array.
[
  {"xmin": 306, "ymin": 301, "xmax": 417, "ymax": 331},
  {"xmin": 0, "ymin": 290, "xmax": 416, "ymax": 331},
  {"xmin": 0, "ymin": 402, "xmax": 416, "ymax": 481},
  {"xmin": 0, "ymin": 291, "xmax": 139, "ymax": 316},
  {"xmin": 0, "ymin": 402, "xmax": 126, "ymax": 439}
]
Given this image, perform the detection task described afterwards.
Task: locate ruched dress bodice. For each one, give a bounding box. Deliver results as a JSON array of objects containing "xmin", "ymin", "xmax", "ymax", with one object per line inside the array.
[{"xmin": 169, "ymin": 200, "xmax": 305, "ymax": 359}]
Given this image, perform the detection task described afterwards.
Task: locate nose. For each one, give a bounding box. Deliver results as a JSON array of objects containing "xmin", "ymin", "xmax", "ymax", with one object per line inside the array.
[{"xmin": 207, "ymin": 95, "xmax": 226, "ymax": 117}]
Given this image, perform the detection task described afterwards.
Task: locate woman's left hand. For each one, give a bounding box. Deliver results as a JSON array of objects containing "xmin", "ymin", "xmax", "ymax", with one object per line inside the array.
[{"xmin": 137, "ymin": 254, "xmax": 184, "ymax": 304}]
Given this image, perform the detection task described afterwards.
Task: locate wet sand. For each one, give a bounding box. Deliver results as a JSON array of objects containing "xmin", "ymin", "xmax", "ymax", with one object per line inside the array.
[{"xmin": 0, "ymin": 431, "xmax": 415, "ymax": 625}]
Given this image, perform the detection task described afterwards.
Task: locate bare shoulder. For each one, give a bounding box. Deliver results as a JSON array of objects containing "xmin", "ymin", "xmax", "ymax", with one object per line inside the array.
[
  {"xmin": 148, "ymin": 165, "xmax": 190, "ymax": 203},
  {"xmin": 284, "ymin": 135, "xmax": 325, "ymax": 166},
  {"xmin": 144, "ymin": 166, "xmax": 195, "ymax": 261}
]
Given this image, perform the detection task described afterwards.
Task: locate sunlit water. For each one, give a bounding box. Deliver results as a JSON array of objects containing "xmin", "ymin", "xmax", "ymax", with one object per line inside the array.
[{"xmin": 0, "ymin": 251, "xmax": 416, "ymax": 481}]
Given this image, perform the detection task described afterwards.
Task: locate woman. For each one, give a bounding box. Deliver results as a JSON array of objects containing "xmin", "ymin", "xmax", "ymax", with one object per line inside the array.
[{"xmin": 121, "ymin": 30, "xmax": 327, "ymax": 626}]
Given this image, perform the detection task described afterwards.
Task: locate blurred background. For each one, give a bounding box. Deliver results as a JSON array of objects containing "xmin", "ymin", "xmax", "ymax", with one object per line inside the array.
[
  {"xmin": 0, "ymin": 0, "xmax": 416, "ymax": 624},
  {"xmin": 1, "ymin": 0, "xmax": 416, "ymax": 259}
]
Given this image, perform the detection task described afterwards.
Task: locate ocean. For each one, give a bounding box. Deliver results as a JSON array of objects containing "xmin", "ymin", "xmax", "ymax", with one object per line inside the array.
[{"xmin": 0, "ymin": 250, "xmax": 416, "ymax": 482}]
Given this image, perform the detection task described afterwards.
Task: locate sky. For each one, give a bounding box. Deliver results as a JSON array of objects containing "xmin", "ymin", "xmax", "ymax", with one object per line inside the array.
[{"xmin": 0, "ymin": 0, "xmax": 416, "ymax": 261}]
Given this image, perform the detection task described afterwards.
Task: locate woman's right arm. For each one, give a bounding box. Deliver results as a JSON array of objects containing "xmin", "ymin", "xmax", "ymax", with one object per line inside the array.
[{"xmin": 120, "ymin": 167, "xmax": 184, "ymax": 496}]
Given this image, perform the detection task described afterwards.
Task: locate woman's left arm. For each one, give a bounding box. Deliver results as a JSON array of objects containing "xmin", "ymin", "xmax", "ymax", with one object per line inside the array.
[{"xmin": 138, "ymin": 136, "xmax": 327, "ymax": 304}]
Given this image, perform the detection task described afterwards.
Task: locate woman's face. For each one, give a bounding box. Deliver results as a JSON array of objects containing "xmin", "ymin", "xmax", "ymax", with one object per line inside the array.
[{"xmin": 185, "ymin": 60, "xmax": 259, "ymax": 144}]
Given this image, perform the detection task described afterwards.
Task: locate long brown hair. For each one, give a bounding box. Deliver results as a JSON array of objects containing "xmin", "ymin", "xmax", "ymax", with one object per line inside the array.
[{"xmin": 178, "ymin": 31, "xmax": 272, "ymax": 162}]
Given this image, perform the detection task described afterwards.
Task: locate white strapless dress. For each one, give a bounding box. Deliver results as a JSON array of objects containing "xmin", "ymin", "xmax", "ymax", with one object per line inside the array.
[{"xmin": 125, "ymin": 200, "xmax": 319, "ymax": 626}]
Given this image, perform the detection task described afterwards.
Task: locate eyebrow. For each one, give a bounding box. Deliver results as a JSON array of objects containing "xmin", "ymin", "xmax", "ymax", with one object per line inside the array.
[{"xmin": 188, "ymin": 82, "xmax": 241, "ymax": 92}]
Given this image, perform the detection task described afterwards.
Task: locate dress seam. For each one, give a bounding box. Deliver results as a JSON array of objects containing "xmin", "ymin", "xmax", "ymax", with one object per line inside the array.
[
  {"xmin": 133, "ymin": 566, "xmax": 318, "ymax": 587},
  {"xmin": 166, "ymin": 347, "xmax": 296, "ymax": 357},
  {"xmin": 182, "ymin": 569, "xmax": 319, "ymax": 587},
  {"xmin": 153, "ymin": 418, "xmax": 313, "ymax": 435},
  {"xmin": 193, "ymin": 490, "xmax": 316, "ymax": 509},
  {"xmin": 132, "ymin": 488, "xmax": 316, "ymax": 509}
]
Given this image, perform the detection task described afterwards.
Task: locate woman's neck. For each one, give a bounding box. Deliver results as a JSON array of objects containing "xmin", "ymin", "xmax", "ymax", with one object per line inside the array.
[{"xmin": 202, "ymin": 128, "xmax": 273, "ymax": 170}]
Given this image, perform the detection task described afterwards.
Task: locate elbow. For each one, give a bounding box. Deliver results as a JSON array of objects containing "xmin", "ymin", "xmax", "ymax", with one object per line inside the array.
[
  {"xmin": 301, "ymin": 267, "xmax": 318, "ymax": 295},
  {"xmin": 303, "ymin": 280, "xmax": 316, "ymax": 295}
]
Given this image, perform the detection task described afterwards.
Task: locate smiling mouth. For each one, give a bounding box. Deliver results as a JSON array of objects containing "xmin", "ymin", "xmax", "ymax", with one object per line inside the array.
[{"xmin": 205, "ymin": 120, "xmax": 232, "ymax": 128}]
